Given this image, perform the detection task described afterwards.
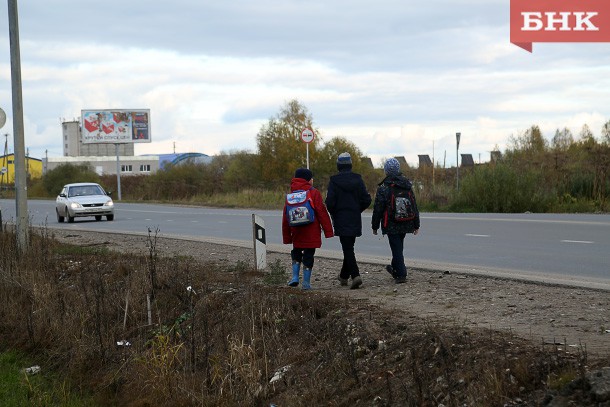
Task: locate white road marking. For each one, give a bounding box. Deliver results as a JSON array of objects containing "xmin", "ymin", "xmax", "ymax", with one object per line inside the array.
[
  {"xmin": 561, "ymin": 240, "xmax": 594, "ymax": 244},
  {"xmin": 465, "ymin": 234, "xmax": 490, "ymax": 237}
]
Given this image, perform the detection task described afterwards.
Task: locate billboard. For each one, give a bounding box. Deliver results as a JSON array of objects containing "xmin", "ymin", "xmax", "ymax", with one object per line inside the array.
[{"xmin": 81, "ymin": 109, "xmax": 151, "ymax": 144}]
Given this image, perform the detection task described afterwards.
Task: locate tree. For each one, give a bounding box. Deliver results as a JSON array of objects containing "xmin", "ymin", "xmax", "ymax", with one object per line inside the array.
[
  {"xmin": 315, "ymin": 137, "xmax": 364, "ymax": 180},
  {"xmin": 508, "ymin": 125, "xmax": 547, "ymax": 154},
  {"xmin": 578, "ymin": 124, "xmax": 596, "ymax": 147},
  {"xmin": 255, "ymin": 100, "xmax": 320, "ymax": 186},
  {"xmin": 601, "ymin": 120, "xmax": 610, "ymax": 145},
  {"xmin": 551, "ymin": 127, "xmax": 574, "ymax": 152}
]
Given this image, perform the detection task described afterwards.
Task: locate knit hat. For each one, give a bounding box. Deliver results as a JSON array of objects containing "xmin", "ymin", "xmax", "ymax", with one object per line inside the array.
[
  {"xmin": 384, "ymin": 158, "xmax": 400, "ymax": 176},
  {"xmin": 336, "ymin": 152, "xmax": 352, "ymax": 171},
  {"xmin": 294, "ymin": 167, "xmax": 313, "ymax": 181},
  {"xmin": 337, "ymin": 152, "xmax": 352, "ymax": 165}
]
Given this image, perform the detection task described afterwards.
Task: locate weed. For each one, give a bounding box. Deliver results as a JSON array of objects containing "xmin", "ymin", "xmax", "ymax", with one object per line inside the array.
[
  {"xmin": 263, "ymin": 259, "xmax": 287, "ymax": 285},
  {"xmin": 0, "ymin": 227, "xmax": 606, "ymax": 406}
]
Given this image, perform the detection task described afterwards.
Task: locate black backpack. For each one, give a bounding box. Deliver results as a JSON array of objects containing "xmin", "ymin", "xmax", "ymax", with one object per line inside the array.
[{"xmin": 388, "ymin": 183, "xmax": 416, "ymax": 222}]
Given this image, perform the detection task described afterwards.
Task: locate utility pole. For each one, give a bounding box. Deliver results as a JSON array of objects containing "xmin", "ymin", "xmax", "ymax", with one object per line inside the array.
[
  {"xmin": 456, "ymin": 132, "xmax": 461, "ymax": 192},
  {"xmin": 8, "ymin": 0, "xmax": 29, "ymax": 251}
]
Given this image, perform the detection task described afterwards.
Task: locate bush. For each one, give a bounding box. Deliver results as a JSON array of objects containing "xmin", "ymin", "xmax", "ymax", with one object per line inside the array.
[
  {"xmin": 456, "ymin": 164, "xmax": 553, "ymax": 213},
  {"xmin": 41, "ymin": 164, "xmax": 100, "ymax": 196}
]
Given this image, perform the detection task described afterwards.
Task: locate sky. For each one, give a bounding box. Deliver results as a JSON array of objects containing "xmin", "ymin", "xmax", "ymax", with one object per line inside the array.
[{"xmin": 1, "ymin": 0, "xmax": 609, "ymax": 168}]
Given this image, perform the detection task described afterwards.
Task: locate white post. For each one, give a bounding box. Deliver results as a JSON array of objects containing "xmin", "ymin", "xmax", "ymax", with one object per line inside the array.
[{"xmin": 252, "ymin": 214, "xmax": 267, "ymax": 271}]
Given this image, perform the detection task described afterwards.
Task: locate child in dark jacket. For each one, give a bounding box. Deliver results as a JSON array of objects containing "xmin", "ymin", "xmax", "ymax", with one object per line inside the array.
[
  {"xmin": 282, "ymin": 168, "xmax": 334, "ymax": 290},
  {"xmin": 371, "ymin": 158, "xmax": 420, "ymax": 283},
  {"xmin": 325, "ymin": 152, "xmax": 372, "ymax": 289}
]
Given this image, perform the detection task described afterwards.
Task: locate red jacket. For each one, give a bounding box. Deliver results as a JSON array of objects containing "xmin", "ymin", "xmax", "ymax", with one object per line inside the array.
[{"xmin": 282, "ymin": 178, "xmax": 334, "ymax": 248}]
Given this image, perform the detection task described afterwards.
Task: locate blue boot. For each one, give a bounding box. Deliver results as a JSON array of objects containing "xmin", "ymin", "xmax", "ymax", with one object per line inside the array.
[
  {"xmin": 302, "ymin": 268, "xmax": 312, "ymax": 290},
  {"xmin": 288, "ymin": 262, "xmax": 300, "ymax": 287}
]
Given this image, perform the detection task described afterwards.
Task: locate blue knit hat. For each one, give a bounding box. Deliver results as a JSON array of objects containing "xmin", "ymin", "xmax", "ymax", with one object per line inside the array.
[
  {"xmin": 384, "ymin": 158, "xmax": 400, "ymax": 176},
  {"xmin": 294, "ymin": 167, "xmax": 313, "ymax": 181}
]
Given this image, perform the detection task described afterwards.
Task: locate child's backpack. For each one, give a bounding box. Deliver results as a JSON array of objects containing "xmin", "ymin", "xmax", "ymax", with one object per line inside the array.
[
  {"xmin": 388, "ymin": 184, "xmax": 416, "ymax": 222},
  {"xmin": 286, "ymin": 189, "xmax": 316, "ymax": 226}
]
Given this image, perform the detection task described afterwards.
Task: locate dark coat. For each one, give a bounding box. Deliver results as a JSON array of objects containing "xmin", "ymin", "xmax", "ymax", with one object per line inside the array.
[
  {"xmin": 325, "ymin": 170, "xmax": 372, "ymax": 237},
  {"xmin": 371, "ymin": 174, "xmax": 420, "ymax": 235},
  {"xmin": 282, "ymin": 178, "xmax": 334, "ymax": 248}
]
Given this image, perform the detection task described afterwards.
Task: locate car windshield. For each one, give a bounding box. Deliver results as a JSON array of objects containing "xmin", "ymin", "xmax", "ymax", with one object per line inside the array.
[{"xmin": 68, "ymin": 185, "xmax": 104, "ymax": 197}]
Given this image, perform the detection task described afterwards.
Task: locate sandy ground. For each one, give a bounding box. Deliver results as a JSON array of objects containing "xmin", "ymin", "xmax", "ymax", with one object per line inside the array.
[{"xmin": 50, "ymin": 227, "xmax": 610, "ymax": 361}]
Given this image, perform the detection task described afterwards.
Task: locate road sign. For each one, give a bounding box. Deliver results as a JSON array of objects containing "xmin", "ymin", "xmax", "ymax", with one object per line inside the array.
[
  {"xmin": 0, "ymin": 167, "xmax": 6, "ymax": 174},
  {"xmin": 301, "ymin": 128, "xmax": 315, "ymax": 144},
  {"xmin": 0, "ymin": 108, "xmax": 6, "ymax": 129}
]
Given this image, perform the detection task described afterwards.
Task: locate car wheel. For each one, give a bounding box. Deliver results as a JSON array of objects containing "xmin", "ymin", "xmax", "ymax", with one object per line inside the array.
[
  {"xmin": 65, "ymin": 207, "xmax": 75, "ymax": 223},
  {"xmin": 66, "ymin": 207, "xmax": 74, "ymax": 223},
  {"xmin": 56, "ymin": 208, "xmax": 64, "ymax": 223},
  {"xmin": 95, "ymin": 215, "xmax": 102, "ymax": 221},
  {"xmin": 106, "ymin": 214, "xmax": 114, "ymax": 221}
]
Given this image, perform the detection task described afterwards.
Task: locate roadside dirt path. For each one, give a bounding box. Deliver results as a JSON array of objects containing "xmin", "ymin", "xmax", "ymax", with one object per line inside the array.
[{"xmin": 51, "ymin": 228, "xmax": 610, "ymax": 360}]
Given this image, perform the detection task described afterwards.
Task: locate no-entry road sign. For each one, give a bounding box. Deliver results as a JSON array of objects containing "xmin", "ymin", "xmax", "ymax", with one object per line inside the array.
[{"xmin": 301, "ymin": 128, "xmax": 315, "ymax": 143}]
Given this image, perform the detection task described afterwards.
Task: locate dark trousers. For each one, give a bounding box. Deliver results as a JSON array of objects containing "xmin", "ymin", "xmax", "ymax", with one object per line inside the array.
[
  {"xmin": 387, "ymin": 233, "xmax": 407, "ymax": 278},
  {"xmin": 339, "ymin": 235, "xmax": 360, "ymax": 279},
  {"xmin": 291, "ymin": 248, "xmax": 316, "ymax": 269}
]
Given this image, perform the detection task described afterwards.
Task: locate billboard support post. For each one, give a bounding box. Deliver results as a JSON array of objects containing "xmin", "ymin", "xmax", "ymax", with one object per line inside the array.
[{"xmin": 115, "ymin": 144, "xmax": 122, "ymax": 200}]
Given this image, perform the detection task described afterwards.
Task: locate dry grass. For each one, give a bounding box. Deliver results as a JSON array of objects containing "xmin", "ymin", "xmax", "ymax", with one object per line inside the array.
[{"xmin": 0, "ymin": 227, "xmax": 600, "ymax": 406}]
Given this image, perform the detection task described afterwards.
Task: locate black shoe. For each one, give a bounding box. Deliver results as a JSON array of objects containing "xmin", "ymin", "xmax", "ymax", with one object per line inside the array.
[
  {"xmin": 395, "ymin": 276, "xmax": 407, "ymax": 284},
  {"xmin": 385, "ymin": 265, "xmax": 397, "ymax": 279}
]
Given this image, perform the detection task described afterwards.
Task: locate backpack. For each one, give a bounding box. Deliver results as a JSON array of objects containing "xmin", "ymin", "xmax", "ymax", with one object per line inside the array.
[
  {"xmin": 286, "ymin": 189, "xmax": 316, "ymax": 226},
  {"xmin": 388, "ymin": 184, "xmax": 416, "ymax": 222}
]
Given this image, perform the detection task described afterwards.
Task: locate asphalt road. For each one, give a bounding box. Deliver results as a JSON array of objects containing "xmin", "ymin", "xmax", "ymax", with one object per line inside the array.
[{"xmin": 1, "ymin": 199, "xmax": 609, "ymax": 289}]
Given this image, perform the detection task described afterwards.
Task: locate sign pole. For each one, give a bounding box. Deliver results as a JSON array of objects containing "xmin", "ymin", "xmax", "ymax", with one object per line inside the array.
[
  {"xmin": 300, "ymin": 128, "xmax": 315, "ymax": 170},
  {"xmin": 115, "ymin": 144, "xmax": 122, "ymax": 200}
]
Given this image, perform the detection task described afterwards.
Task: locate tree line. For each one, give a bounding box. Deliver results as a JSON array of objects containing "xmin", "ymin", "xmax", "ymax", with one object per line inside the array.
[{"xmin": 30, "ymin": 100, "xmax": 610, "ymax": 213}]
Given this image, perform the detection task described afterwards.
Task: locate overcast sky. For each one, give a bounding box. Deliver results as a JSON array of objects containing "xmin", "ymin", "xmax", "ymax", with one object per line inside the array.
[{"xmin": 1, "ymin": 0, "xmax": 609, "ymax": 168}]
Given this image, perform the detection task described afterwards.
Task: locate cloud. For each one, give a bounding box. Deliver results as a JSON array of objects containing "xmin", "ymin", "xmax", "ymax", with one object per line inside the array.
[{"xmin": 0, "ymin": 1, "xmax": 609, "ymax": 168}]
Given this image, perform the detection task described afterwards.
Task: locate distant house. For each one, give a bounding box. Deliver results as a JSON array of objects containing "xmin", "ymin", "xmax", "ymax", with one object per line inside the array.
[
  {"xmin": 0, "ymin": 153, "xmax": 43, "ymax": 184},
  {"xmin": 460, "ymin": 154, "xmax": 475, "ymax": 167},
  {"xmin": 43, "ymin": 155, "xmax": 161, "ymax": 176},
  {"xmin": 418, "ymin": 155, "xmax": 433, "ymax": 167},
  {"xmin": 360, "ymin": 157, "xmax": 374, "ymax": 168}
]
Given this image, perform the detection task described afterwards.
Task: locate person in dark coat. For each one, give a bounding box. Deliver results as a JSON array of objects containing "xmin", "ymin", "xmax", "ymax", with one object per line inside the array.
[
  {"xmin": 282, "ymin": 168, "xmax": 334, "ymax": 290},
  {"xmin": 325, "ymin": 153, "xmax": 372, "ymax": 289},
  {"xmin": 371, "ymin": 158, "xmax": 420, "ymax": 283}
]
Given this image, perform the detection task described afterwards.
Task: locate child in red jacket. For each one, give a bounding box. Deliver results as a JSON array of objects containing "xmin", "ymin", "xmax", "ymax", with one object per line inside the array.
[{"xmin": 282, "ymin": 168, "xmax": 334, "ymax": 289}]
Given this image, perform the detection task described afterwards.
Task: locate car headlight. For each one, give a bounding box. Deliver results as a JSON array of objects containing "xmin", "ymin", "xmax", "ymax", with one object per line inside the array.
[
  {"xmin": 70, "ymin": 202, "xmax": 82, "ymax": 209},
  {"xmin": 106, "ymin": 200, "xmax": 114, "ymax": 207}
]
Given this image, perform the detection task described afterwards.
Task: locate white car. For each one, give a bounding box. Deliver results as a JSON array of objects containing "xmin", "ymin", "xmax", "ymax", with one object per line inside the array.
[{"xmin": 56, "ymin": 182, "xmax": 114, "ymax": 223}]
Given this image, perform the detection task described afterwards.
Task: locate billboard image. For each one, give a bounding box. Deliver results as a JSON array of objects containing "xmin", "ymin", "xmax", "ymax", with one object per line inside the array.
[{"xmin": 81, "ymin": 109, "xmax": 151, "ymax": 144}]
